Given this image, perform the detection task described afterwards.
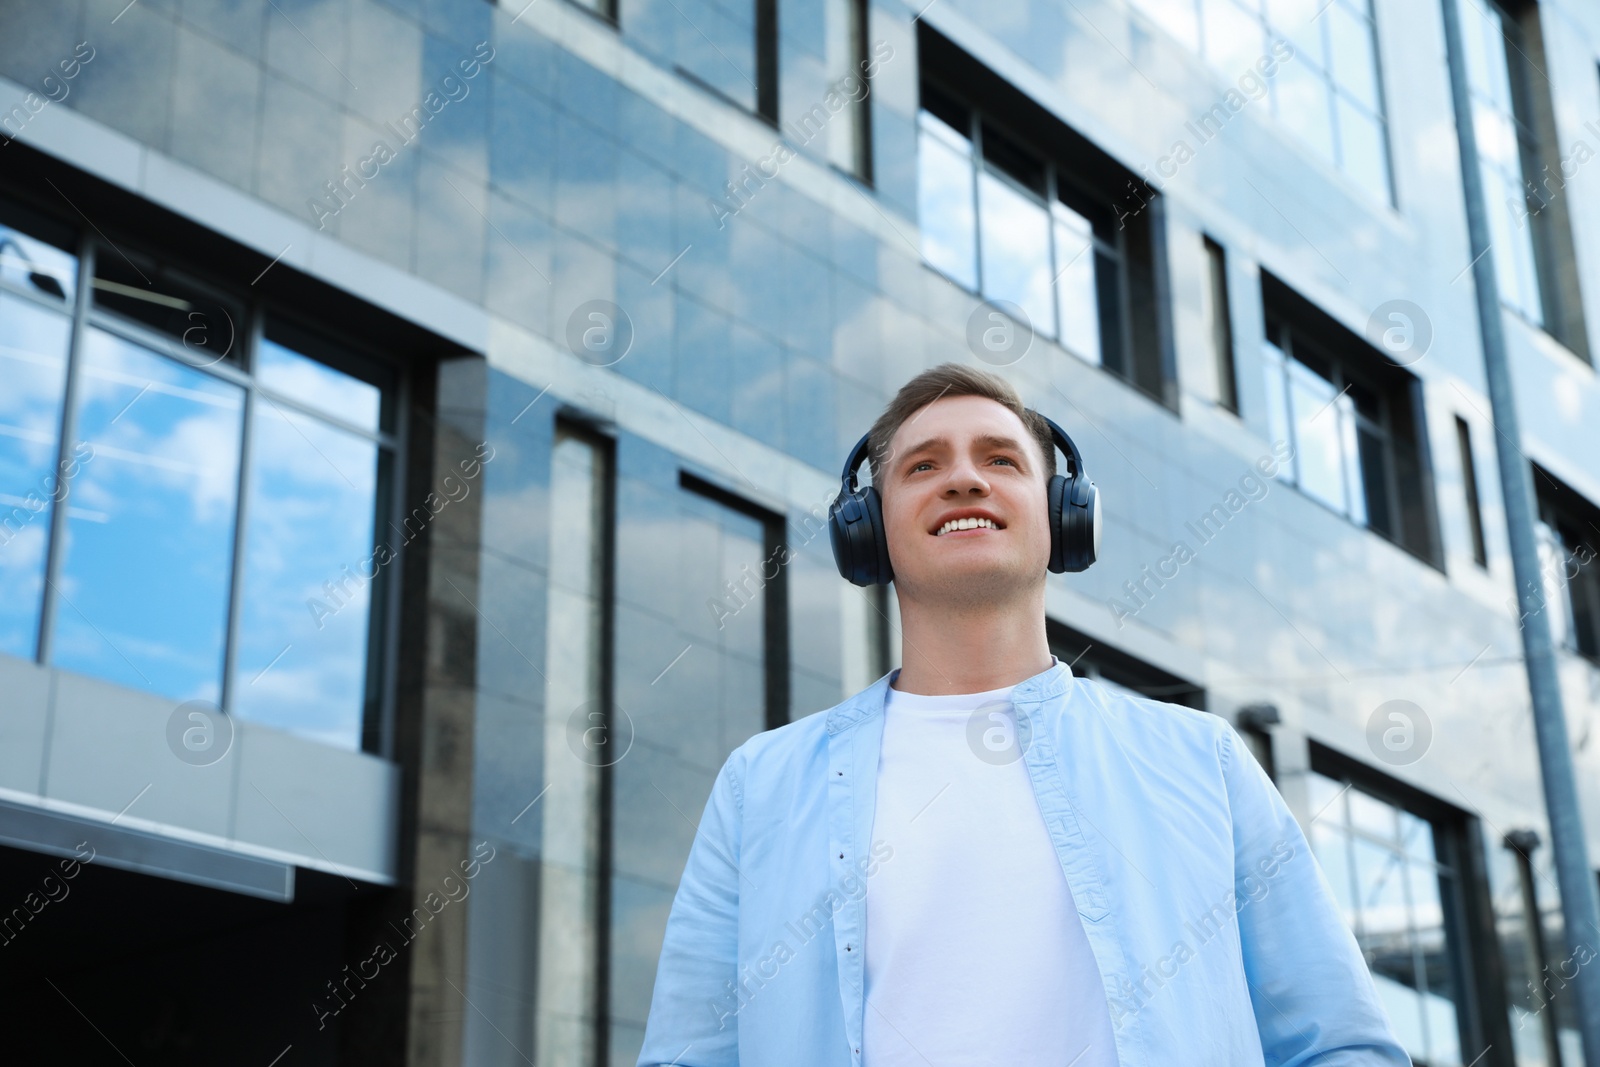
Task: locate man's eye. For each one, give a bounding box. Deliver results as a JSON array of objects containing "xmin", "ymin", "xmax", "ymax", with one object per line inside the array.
[
  {"xmin": 911, "ymin": 462, "xmax": 932, "ymax": 473},
  {"xmin": 993, "ymin": 456, "xmax": 1015, "ymax": 466}
]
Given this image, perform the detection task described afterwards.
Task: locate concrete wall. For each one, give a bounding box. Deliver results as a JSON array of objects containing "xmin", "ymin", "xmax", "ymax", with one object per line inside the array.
[{"xmin": 0, "ymin": 651, "xmax": 399, "ymax": 888}]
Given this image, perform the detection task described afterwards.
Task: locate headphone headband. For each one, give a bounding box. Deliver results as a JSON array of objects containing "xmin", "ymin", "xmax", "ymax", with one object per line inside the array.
[{"xmin": 839, "ymin": 430, "xmax": 872, "ymax": 492}]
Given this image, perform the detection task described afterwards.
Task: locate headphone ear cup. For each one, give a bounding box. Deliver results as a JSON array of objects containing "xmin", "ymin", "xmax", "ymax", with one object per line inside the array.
[
  {"xmin": 1059, "ymin": 479, "xmax": 1100, "ymax": 573},
  {"xmin": 1086, "ymin": 482, "xmax": 1101, "ymax": 566},
  {"xmin": 1037, "ymin": 412, "xmax": 1098, "ymax": 573},
  {"xmin": 829, "ymin": 485, "xmax": 893, "ymax": 586},
  {"xmin": 862, "ymin": 484, "xmax": 892, "ymax": 586},
  {"xmin": 1047, "ymin": 473, "xmax": 1069, "ymax": 574},
  {"xmin": 1048, "ymin": 474, "xmax": 1100, "ymax": 573}
]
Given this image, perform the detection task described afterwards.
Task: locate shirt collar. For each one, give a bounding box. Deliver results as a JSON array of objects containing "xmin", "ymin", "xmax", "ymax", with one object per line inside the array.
[{"xmin": 826, "ymin": 655, "xmax": 1073, "ymax": 735}]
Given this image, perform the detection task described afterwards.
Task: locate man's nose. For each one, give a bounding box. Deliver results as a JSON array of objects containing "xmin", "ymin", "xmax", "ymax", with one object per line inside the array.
[{"xmin": 942, "ymin": 455, "xmax": 990, "ymax": 495}]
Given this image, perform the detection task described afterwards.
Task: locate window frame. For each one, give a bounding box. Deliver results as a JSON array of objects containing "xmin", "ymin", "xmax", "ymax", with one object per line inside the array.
[
  {"xmin": 915, "ymin": 70, "xmax": 1170, "ymax": 405},
  {"xmin": 1265, "ymin": 315, "xmax": 1404, "ymax": 534},
  {"xmin": 1454, "ymin": 416, "xmax": 1489, "ymax": 569},
  {"xmin": 1460, "ymin": 0, "xmax": 1547, "ymax": 329},
  {"xmin": 1047, "ymin": 619, "xmax": 1206, "ymax": 710},
  {"xmin": 7, "ymin": 220, "xmax": 409, "ymax": 756},
  {"xmin": 537, "ymin": 415, "xmax": 617, "ymax": 1067},
  {"xmin": 665, "ymin": 0, "xmax": 781, "ymax": 125},
  {"xmin": 868, "ymin": 582, "xmax": 893, "ymax": 679},
  {"xmin": 1309, "ymin": 743, "xmax": 1506, "ymax": 1064},
  {"xmin": 1532, "ymin": 470, "xmax": 1600, "ymax": 664},
  {"xmin": 823, "ymin": 0, "xmax": 873, "ymax": 183},
  {"xmin": 680, "ymin": 469, "xmax": 791, "ymax": 729},
  {"xmin": 1204, "ymin": 234, "xmax": 1239, "ymax": 414},
  {"xmin": 0, "ymin": 214, "xmax": 79, "ymax": 665},
  {"xmin": 1260, "ymin": 277, "xmax": 1442, "ymax": 569},
  {"xmin": 559, "ymin": 0, "xmax": 620, "ymax": 26},
  {"xmin": 1457, "ymin": 0, "xmax": 1591, "ymax": 362},
  {"xmin": 1494, "ymin": 1, "xmax": 1554, "ymax": 317}
]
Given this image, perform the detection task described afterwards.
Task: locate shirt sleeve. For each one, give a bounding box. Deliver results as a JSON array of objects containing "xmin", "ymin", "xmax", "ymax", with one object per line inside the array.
[
  {"xmin": 1220, "ymin": 723, "xmax": 1413, "ymax": 1067},
  {"xmin": 635, "ymin": 751, "xmax": 744, "ymax": 1067}
]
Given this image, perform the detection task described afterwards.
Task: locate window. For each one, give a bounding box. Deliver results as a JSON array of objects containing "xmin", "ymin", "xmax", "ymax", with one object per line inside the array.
[
  {"xmin": 1454, "ymin": 0, "xmax": 1590, "ymax": 360},
  {"xmin": 1261, "ymin": 275, "xmax": 1439, "ymax": 565},
  {"xmin": 1532, "ymin": 470, "xmax": 1600, "ymax": 662},
  {"xmin": 0, "ymin": 204, "xmax": 76, "ymax": 661},
  {"xmin": 1486, "ymin": 828, "xmax": 1585, "ymax": 1064},
  {"xmin": 917, "ymin": 30, "xmax": 1174, "ymax": 407},
  {"xmin": 530, "ymin": 422, "xmax": 613, "ymax": 1067},
  {"xmin": 231, "ymin": 325, "xmax": 394, "ymax": 748},
  {"xmin": 1234, "ymin": 703, "xmax": 1280, "ymax": 780},
  {"xmin": 567, "ymin": 0, "xmax": 618, "ymax": 21},
  {"xmin": 609, "ymin": 471, "xmax": 789, "ymax": 1056},
  {"xmin": 0, "ymin": 200, "xmax": 400, "ymax": 752},
  {"xmin": 680, "ymin": 471, "xmax": 790, "ymax": 729},
  {"xmin": 1048, "ymin": 621, "xmax": 1205, "ymax": 710},
  {"xmin": 662, "ymin": 0, "xmax": 779, "ymax": 121},
  {"xmin": 824, "ymin": 0, "xmax": 873, "ymax": 181},
  {"xmin": 1454, "ymin": 417, "xmax": 1488, "ymax": 568},
  {"xmin": 1307, "ymin": 765, "xmax": 1474, "ymax": 1067},
  {"xmin": 1457, "ymin": 0, "xmax": 1540, "ymax": 326},
  {"xmin": 61, "ymin": 324, "xmax": 246, "ymax": 701},
  {"xmin": 916, "ymin": 96, "xmax": 978, "ymax": 291},
  {"xmin": 1204, "ymin": 235, "xmax": 1238, "ymax": 413},
  {"xmin": 865, "ymin": 582, "xmax": 892, "ymax": 679},
  {"xmin": 1127, "ymin": 0, "xmax": 1394, "ymax": 203}
]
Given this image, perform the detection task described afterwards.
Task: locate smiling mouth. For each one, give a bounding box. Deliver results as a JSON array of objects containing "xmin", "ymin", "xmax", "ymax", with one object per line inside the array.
[{"xmin": 934, "ymin": 517, "xmax": 1003, "ymax": 536}]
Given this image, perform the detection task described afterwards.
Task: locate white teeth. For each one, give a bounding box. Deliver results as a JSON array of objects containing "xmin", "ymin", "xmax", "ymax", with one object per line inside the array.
[{"xmin": 936, "ymin": 517, "xmax": 998, "ymax": 535}]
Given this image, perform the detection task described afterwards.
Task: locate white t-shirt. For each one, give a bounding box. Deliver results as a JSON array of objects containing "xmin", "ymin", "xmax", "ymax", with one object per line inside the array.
[{"xmin": 863, "ymin": 670, "xmax": 1121, "ymax": 1066}]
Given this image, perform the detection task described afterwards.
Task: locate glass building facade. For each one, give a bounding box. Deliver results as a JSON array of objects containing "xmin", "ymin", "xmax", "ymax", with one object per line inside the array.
[{"xmin": 0, "ymin": 0, "xmax": 1597, "ymax": 1065}]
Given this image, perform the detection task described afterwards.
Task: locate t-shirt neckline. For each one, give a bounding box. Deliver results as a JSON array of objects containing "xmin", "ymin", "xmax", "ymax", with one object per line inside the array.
[
  {"xmin": 884, "ymin": 655, "xmax": 1059, "ymax": 712},
  {"xmin": 884, "ymin": 683, "xmax": 1017, "ymax": 713}
]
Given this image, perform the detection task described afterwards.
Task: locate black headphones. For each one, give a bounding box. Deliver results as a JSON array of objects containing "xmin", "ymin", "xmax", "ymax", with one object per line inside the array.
[{"xmin": 827, "ymin": 412, "xmax": 1100, "ymax": 586}]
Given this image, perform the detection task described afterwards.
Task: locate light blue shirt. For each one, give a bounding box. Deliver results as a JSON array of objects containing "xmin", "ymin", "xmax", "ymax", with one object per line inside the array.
[{"xmin": 637, "ymin": 659, "xmax": 1411, "ymax": 1066}]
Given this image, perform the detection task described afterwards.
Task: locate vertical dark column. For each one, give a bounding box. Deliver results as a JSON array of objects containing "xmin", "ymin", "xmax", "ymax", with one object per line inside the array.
[
  {"xmin": 755, "ymin": 0, "xmax": 779, "ymax": 124},
  {"xmin": 1442, "ymin": 820, "xmax": 1520, "ymax": 1067},
  {"xmin": 1143, "ymin": 195, "xmax": 1179, "ymax": 412},
  {"xmin": 1507, "ymin": 830, "xmax": 1566, "ymax": 1067},
  {"xmin": 852, "ymin": 0, "xmax": 874, "ymax": 184},
  {"xmin": 340, "ymin": 354, "xmax": 485, "ymax": 1067},
  {"xmin": 33, "ymin": 236, "xmax": 93, "ymax": 667},
  {"xmin": 764, "ymin": 513, "xmax": 790, "ymax": 730},
  {"xmin": 595, "ymin": 427, "xmax": 618, "ymax": 1067},
  {"xmin": 1203, "ymin": 236, "xmax": 1237, "ymax": 414},
  {"xmin": 1455, "ymin": 417, "xmax": 1489, "ymax": 568}
]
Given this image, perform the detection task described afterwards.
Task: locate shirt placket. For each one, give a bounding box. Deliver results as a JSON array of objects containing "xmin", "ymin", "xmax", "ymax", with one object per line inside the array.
[
  {"xmin": 1015, "ymin": 691, "xmax": 1148, "ymax": 1067},
  {"xmin": 827, "ymin": 707, "xmax": 883, "ymax": 1066}
]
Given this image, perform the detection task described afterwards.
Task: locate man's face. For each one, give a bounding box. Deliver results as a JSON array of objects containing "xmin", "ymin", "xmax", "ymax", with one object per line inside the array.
[{"xmin": 879, "ymin": 395, "xmax": 1053, "ymax": 604}]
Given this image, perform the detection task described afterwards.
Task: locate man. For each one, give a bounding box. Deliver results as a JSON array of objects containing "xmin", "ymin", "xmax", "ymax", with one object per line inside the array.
[{"xmin": 637, "ymin": 363, "xmax": 1409, "ymax": 1066}]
